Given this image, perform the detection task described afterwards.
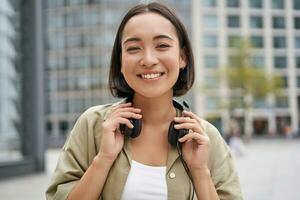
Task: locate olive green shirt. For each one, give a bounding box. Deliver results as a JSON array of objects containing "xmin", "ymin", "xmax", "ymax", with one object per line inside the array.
[{"xmin": 46, "ymin": 100, "xmax": 243, "ymax": 200}]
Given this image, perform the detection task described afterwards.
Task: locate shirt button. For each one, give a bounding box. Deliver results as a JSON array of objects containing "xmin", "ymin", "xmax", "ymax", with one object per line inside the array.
[{"xmin": 169, "ymin": 172, "xmax": 176, "ymax": 179}]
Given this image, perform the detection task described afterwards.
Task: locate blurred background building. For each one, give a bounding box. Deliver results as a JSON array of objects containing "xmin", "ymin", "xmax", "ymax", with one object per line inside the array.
[
  {"xmin": 45, "ymin": 0, "xmax": 300, "ymax": 147},
  {"xmin": 0, "ymin": 0, "xmax": 45, "ymax": 178},
  {"xmin": 1, "ymin": 0, "xmax": 300, "ymax": 180},
  {"xmin": 45, "ymin": 0, "xmax": 191, "ymax": 147},
  {"xmin": 193, "ymin": 0, "xmax": 300, "ymax": 137}
]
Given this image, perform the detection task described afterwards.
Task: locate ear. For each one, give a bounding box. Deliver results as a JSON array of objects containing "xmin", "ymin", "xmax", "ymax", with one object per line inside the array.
[{"xmin": 179, "ymin": 48, "xmax": 187, "ymax": 70}]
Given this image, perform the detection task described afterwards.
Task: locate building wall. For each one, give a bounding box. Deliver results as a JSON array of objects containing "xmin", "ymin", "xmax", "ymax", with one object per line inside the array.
[
  {"xmin": 0, "ymin": 0, "xmax": 22, "ymax": 161},
  {"xmin": 0, "ymin": 0, "xmax": 45, "ymax": 179},
  {"xmin": 193, "ymin": 0, "xmax": 300, "ymax": 136}
]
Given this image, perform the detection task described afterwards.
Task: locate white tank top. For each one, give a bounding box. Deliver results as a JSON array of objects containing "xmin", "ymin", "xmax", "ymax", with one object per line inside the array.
[{"xmin": 121, "ymin": 160, "xmax": 168, "ymax": 200}]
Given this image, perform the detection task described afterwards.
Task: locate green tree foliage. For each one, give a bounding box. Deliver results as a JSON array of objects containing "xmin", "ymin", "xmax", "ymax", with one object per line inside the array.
[
  {"xmin": 225, "ymin": 39, "xmax": 283, "ymax": 103},
  {"xmin": 203, "ymin": 38, "xmax": 283, "ymax": 138}
]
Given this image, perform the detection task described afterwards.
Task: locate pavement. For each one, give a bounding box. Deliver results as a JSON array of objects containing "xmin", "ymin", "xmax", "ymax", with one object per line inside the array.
[{"xmin": 0, "ymin": 138, "xmax": 299, "ymax": 200}]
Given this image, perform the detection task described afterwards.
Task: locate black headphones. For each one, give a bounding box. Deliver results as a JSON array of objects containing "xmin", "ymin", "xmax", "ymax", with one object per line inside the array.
[
  {"xmin": 119, "ymin": 99, "xmax": 190, "ymax": 147},
  {"xmin": 119, "ymin": 98, "xmax": 195, "ymax": 199}
]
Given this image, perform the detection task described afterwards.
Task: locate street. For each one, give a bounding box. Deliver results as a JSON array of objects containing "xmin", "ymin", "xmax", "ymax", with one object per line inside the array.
[{"xmin": 0, "ymin": 138, "xmax": 299, "ymax": 200}]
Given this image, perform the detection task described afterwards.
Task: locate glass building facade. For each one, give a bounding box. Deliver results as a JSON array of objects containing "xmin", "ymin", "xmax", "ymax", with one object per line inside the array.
[
  {"xmin": 45, "ymin": 0, "xmax": 192, "ymax": 147},
  {"xmin": 0, "ymin": 0, "xmax": 22, "ymax": 162},
  {"xmin": 0, "ymin": 0, "xmax": 45, "ymax": 178}
]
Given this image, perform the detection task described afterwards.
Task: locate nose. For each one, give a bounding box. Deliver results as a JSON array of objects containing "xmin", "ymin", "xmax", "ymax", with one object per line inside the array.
[{"xmin": 140, "ymin": 48, "xmax": 159, "ymax": 67}]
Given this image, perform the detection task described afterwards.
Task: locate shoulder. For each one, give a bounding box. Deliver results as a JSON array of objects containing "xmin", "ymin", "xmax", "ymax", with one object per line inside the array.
[
  {"xmin": 63, "ymin": 99, "xmax": 126, "ymax": 147},
  {"xmin": 199, "ymin": 119, "xmax": 231, "ymax": 160},
  {"xmin": 78, "ymin": 98, "xmax": 126, "ymax": 125},
  {"xmin": 199, "ymin": 118, "xmax": 223, "ymax": 142}
]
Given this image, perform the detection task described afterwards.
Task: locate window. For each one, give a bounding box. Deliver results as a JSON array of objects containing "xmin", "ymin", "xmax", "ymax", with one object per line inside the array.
[
  {"xmin": 205, "ymin": 55, "xmax": 219, "ymax": 68},
  {"xmin": 272, "ymin": 0, "xmax": 284, "ymax": 9},
  {"xmin": 227, "ymin": 0, "xmax": 239, "ymax": 7},
  {"xmin": 295, "ymin": 37, "xmax": 300, "ymax": 48},
  {"xmin": 66, "ymin": 33, "xmax": 81, "ymax": 48},
  {"xmin": 254, "ymin": 97, "xmax": 266, "ymax": 108},
  {"xmin": 227, "ymin": 15, "xmax": 240, "ymax": 28},
  {"xmin": 58, "ymin": 77, "xmax": 68, "ymax": 91},
  {"xmin": 203, "ymin": 35, "xmax": 218, "ymax": 48},
  {"xmin": 278, "ymin": 75, "xmax": 288, "ymax": 89},
  {"xmin": 281, "ymin": 76, "xmax": 288, "ymax": 87},
  {"xmin": 228, "ymin": 55, "xmax": 239, "ymax": 66},
  {"xmin": 296, "ymin": 56, "xmax": 300, "ymax": 68},
  {"xmin": 47, "ymin": 78, "xmax": 57, "ymax": 92},
  {"xmin": 49, "ymin": 99, "xmax": 57, "ymax": 113},
  {"xmin": 250, "ymin": 16, "xmax": 263, "ymax": 28},
  {"xmin": 59, "ymin": 121, "xmax": 69, "ymax": 136},
  {"xmin": 78, "ymin": 76, "xmax": 91, "ymax": 89},
  {"xmin": 203, "ymin": 15, "xmax": 218, "ymax": 28},
  {"xmin": 206, "ymin": 96, "xmax": 219, "ymax": 109},
  {"xmin": 297, "ymin": 76, "xmax": 300, "ymax": 87},
  {"xmin": 249, "ymin": 0, "xmax": 262, "ymax": 8},
  {"xmin": 205, "ymin": 76, "xmax": 219, "ymax": 88},
  {"xmin": 294, "ymin": 0, "xmax": 300, "ymax": 10},
  {"xmin": 57, "ymin": 98, "xmax": 68, "ymax": 114},
  {"xmin": 275, "ymin": 96, "xmax": 288, "ymax": 108},
  {"xmin": 274, "ymin": 56, "xmax": 287, "ymax": 68},
  {"xmin": 273, "ymin": 36, "xmax": 286, "ymax": 48},
  {"xmin": 273, "ymin": 16, "xmax": 285, "ymax": 29},
  {"xmin": 230, "ymin": 96, "xmax": 243, "ymax": 108},
  {"xmin": 228, "ymin": 35, "xmax": 241, "ymax": 47},
  {"xmin": 251, "ymin": 56, "xmax": 264, "ymax": 67},
  {"xmin": 46, "ymin": 121, "xmax": 53, "ymax": 133},
  {"xmin": 203, "ymin": 0, "xmax": 216, "ymax": 7},
  {"xmin": 250, "ymin": 36, "xmax": 264, "ymax": 48},
  {"xmin": 294, "ymin": 17, "xmax": 300, "ymax": 29}
]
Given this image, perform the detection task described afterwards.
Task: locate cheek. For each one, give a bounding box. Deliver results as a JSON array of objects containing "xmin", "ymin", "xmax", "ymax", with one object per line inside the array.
[
  {"xmin": 161, "ymin": 52, "xmax": 181, "ymax": 70},
  {"xmin": 121, "ymin": 53, "xmax": 138, "ymax": 72}
]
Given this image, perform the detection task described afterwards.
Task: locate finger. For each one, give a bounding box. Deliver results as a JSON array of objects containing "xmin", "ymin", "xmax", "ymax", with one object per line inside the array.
[
  {"xmin": 111, "ymin": 107, "xmax": 141, "ymax": 116},
  {"xmin": 109, "ymin": 107, "xmax": 141, "ymax": 119},
  {"xmin": 173, "ymin": 117, "xmax": 197, "ymax": 124},
  {"xmin": 182, "ymin": 111, "xmax": 206, "ymax": 129},
  {"xmin": 116, "ymin": 111, "xmax": 142, "ymax": 120},
  {"xmin": 182, "ymin": 111, "xmax": 201, "ymax": 122},
  {"xmin": 115, "ymin": 117, "xmax": 134, "ymax": 129},
  {"xmin": 117, "ymin": 107, "xmax": 142, "ymax": 113},
  {"xmin": 174, "ymin": 122, "xmax": 203, "ymax": 134},
  {"xmin": 111, "ymin": 102, "xmax": 132, "ymax": 112},
  {"xmin": 178, "ymin": 132, "xmax": 209, "ymax": 144}
]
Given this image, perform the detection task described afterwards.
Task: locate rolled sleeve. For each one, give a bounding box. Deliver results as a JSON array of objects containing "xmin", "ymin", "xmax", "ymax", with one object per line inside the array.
[{"xmin": 46, "ymin": 111, "xmax": 90, "ymax": 200}]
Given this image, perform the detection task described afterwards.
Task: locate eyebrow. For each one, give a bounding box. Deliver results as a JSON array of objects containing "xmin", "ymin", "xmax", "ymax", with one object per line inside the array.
[{"xmin": 122, "ymin": 34, "xmax": 174, "ymax": 45}]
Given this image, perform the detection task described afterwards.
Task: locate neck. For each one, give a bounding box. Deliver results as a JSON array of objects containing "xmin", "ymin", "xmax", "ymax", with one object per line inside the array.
[{"xmin": 132, "ymin": 94, "xmax": 176, "ymax": 125}]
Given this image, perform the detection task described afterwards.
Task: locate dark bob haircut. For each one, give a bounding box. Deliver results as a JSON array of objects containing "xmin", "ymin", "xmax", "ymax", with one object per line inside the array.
[{"xmin": 108, "ymin": 2, "xmax": 195, "ymax": 98}]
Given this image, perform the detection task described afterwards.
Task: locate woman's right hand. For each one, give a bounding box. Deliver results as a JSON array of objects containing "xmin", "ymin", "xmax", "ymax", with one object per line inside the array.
[{"xmin": 97, "ymin": 102, "xmax": 142, "ymax": 164}]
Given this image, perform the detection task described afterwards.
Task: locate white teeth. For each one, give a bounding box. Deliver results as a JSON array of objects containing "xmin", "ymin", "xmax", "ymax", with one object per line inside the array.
[{"xmin": 141, "ymin": 73, "xmax": 162, "ymax": 79}]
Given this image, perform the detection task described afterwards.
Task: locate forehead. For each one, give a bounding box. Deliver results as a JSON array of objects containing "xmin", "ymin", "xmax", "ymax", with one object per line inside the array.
[{"xmin": 122, "ymin": 12, "xmax": 178, "ymax": 41}]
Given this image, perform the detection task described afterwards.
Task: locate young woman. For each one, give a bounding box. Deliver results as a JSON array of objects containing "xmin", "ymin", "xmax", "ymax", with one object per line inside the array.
[{"xmin": 46, "ymin": 2, "xmax": 243, "ymax": 200}]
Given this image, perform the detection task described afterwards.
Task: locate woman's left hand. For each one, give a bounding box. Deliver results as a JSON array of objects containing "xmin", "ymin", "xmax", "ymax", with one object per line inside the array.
[{"xmin": 174, "ymin": 111, "xmax": 210, "ymax": 172}]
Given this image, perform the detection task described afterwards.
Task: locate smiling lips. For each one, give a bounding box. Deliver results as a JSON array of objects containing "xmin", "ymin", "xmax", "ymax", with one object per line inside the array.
[{"xmin": 139, "ymin": 72, "xmax": 164, "ymax": 79}]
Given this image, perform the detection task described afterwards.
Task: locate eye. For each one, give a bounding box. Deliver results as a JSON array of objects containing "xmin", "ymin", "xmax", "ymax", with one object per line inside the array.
[
  {"xmin": 157, "ymin": 43, "xmax": 171, "ymax": 49},
  {"xmin": 126, "ymin": 46, "xmax": 140, "ymax": 52}
]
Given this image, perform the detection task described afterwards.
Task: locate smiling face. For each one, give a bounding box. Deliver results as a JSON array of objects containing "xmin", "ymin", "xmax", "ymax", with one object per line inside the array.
[{"xmin": 120, "ymin": 12, "xmax": 186, "ymax": 99}]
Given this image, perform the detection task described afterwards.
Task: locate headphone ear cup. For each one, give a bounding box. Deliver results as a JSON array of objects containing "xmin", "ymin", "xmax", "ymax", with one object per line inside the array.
[
  {"xmin": 168, "ymin": 121, "xmax": 178, "ymax": 147},
  {"xmin": 168, "ymin": 121, "xmax": 189, "ymax": 147},
  {"xmin": 120, "ymin": 118, "xmax": 142, "ymax": 138}
]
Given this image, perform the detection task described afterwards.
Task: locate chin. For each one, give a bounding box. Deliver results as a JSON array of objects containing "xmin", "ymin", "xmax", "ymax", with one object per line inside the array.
[{"xmin": 134, "ymin": 89, "xmax": 173, "ymax": 99}]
